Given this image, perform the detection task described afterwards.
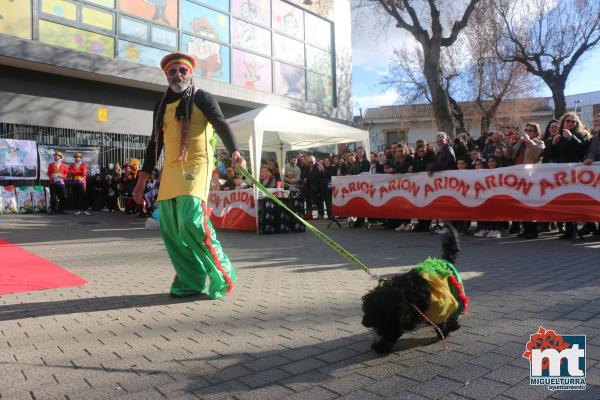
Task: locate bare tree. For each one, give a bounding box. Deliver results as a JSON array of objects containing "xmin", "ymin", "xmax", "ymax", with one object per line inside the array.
[
  {"xmin": 496, "ymin": 0, "xmax": 600, "ymax": 118},
  {"xmin": 374, "ymin": 0, "xmax": 481, "ymax": 136},
  {"xmin": 381, "ymin": 44, "xmax": 468, "ymax": 132},
  {"xmin": 467, "ymin": 2, "xmax": 538, "ymax": 133}
]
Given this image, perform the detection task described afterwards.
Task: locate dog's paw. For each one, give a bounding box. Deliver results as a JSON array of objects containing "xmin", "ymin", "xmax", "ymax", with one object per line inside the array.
[{"xmin": 371, "ymin": 339, "xmax": 394, "ymax": 354}]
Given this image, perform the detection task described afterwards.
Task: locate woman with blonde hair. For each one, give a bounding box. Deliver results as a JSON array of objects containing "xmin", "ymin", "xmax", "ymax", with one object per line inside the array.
[{"xmin": 555, "ymin": 112, "xmax": 591, "ymax": 239}]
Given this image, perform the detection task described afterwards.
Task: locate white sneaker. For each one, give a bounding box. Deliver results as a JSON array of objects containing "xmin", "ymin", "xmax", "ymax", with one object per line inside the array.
[
  {"xmin": 84, "ymin": 211, "xmax": 91, "ymax": 216},
  {"xmin": 473, "ymin": 229, "xmax": 488, "ymax": 237},
  {"xmin": 487, "ymin": 230, "xmax": 502, "ymax": 238},
  {"xmin": 74, "ymin": 211, "xmax": 81, "ymax": 215},
  {"xmin": 436, "ymin": 227, "xmax": 449, "ymax": 235},
  {"xmin": 395, "ymin": 224, "xmax": 406, "ymax": 231}
]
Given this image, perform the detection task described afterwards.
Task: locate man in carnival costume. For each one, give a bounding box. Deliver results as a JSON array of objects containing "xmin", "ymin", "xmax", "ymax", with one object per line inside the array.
[{"xmin": 133, "ymin": 52, "xmax": 244, "ymax": 300}]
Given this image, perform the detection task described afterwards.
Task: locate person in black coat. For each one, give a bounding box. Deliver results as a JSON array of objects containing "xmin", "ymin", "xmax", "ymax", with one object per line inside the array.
[
  {"xmin": 355, "ymin": 147, "xmax": 371, "ymax": 173},
  {"xmin": 305, "ymin": 156, "xmax": 324, "ymax": 219},
  {"xmin": 321, "ymin": 158, "xmax": 337, "ymax": 219},
  {"xmin": 427, "ymin": 132, "xmax": 457, "ymax": 175}
]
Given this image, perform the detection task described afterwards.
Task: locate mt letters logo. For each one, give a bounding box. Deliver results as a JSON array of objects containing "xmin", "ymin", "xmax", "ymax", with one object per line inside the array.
[{"xmin": 523, "ymin": 326, "xmax": 586, "ymax": 391}]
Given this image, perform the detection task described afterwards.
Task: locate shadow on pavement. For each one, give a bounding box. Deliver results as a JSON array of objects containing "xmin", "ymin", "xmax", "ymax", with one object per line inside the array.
[{"xmin": 0, "ymin": 293, "xmax": 211, "ymax": 321}]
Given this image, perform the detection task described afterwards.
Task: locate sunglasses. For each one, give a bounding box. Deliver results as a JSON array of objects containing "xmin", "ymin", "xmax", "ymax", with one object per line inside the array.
[
  {"xmin": 167, "ymin": 66, "xmax": 191, "ymax": 77},
  {"xmin": 524, "ymin": 128, "xmax": 535, "ymax": 132},
  {"xmin": 565, "ymin": 119, "xmax": 577, "ymax": 124}
]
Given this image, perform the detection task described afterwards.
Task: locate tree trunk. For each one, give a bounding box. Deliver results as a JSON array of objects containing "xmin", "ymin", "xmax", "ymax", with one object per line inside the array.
[
  {"xmin": 480, "ymin": 114, "xmax": 491, "ymax": 134},
  {"xmin": 549, "ymin": 79, "xmax": 567, "ymax": 119},
  {"xmin": 449, "ymin": 95, "xmax": 467, "ymax": 133},
  {"xmin": 423, "ymin": 49, "xmax": 456, "ymax": 137}
]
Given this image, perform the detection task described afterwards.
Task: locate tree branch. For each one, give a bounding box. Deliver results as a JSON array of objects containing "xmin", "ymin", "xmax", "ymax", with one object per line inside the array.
[{"xmin": 441, "ymin": 0, "xmax": 482, "ymax": 47}]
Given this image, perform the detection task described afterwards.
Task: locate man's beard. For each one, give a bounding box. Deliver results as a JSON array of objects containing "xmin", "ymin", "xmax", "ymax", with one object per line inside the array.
[{"xmin": 169, "ymin": 79, "xmax": 191, "ymax": 93}]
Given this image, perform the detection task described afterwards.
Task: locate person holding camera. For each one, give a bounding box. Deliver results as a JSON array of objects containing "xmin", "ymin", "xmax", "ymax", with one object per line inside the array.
[{"xmin": 506, "ymin": 123, "xmax": 545, "ymax": 239}]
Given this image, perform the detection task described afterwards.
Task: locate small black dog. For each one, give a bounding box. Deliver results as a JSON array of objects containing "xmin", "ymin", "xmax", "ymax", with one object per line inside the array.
[{"xmin": 362, "ymin": 225, "xmax": 468, "ymax": 354}]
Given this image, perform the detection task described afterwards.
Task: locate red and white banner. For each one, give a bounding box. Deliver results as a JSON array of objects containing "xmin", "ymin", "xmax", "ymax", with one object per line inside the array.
[
  {"xmin": 207, "ymin": 189, "xmax": 256, "ymax": 231},
  {"xmin": 333, "ymin": 163, "xmax": 600, "ymax": 222}
]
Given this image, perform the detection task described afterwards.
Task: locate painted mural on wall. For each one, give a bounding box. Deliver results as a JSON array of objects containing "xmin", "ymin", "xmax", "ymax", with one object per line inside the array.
[
  {"xmin": 0, "ymin": 0, "xmax": 31, "ymax": 39},
  {"xmin": 118, "ymin": 0, "xmax": 178, "ymax": 28},
  {"xmin": 182, "ymin": 0, "xmax": 229, "ymax": 43},
  {"xmin": 231, "ymin": 18, "xmax": 270, "ymax": 56},
  {"xmin": 274, "ymin": 62, "xmax": 305, "ymax": 100},
  {"xmin": 38, "ymin": 20, "xmax": 114, "ymax": 58},
  {"xmin": 307, "ymin": 71, "xmax": 333, "ymax": 106},
  {"xmin": 272, "ymin": 0, "xmax": 303, "ymax": 40},
  {"xmin": 118, "ymin": 39, "xmax": 169, "ymax": 67},
  {"xmin": 231, "ymin": 0, "xmax": 270, "ymax": 27},
  {"xmin": 199, "ymin": 0, "xmax": 229, "ymax": 12},
  {"xmin": 181, "ymin": 34, "xmax": 230, "ymax": 83},
  {"xmin": 231, "ymin": 49, "xmax": 271, "ymax": 92}
]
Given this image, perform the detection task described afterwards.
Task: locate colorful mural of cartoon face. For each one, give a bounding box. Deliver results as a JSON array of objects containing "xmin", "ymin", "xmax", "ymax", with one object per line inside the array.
[
  {"xmin": 118, "ymin": 0, "xmax": 178, "ymax": 28},
  {"xmin": 182, "ymin": 34, "xmax": 230, "ymax": 83},
  {"xmin": 182, "ymin": 0, "xmax": 229, "ymax": 42}
]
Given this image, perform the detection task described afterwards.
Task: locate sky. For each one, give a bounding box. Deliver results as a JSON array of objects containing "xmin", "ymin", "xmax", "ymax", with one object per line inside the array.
[{"xmin": 350, "ymin": 4, "xmax": 600, "ymax": 116}]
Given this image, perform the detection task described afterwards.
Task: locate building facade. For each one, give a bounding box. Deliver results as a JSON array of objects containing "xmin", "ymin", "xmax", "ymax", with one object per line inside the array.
[
  {"xmin": 362, "ymin": 92, "xmax": 600, "ymax": 151},
  {"xmin": 0, "ymin": 0, "xmax": 353, "ymax": 167}
]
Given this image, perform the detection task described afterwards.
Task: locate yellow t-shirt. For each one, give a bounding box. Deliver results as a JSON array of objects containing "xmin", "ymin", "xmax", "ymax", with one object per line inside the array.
[
  {"xmin": 420, "ymin": 273, "xmax": 459, "ymax": 324},
  {"xmin": 157, "ymin": 100, "xmax": 214, "ymax": 202}
]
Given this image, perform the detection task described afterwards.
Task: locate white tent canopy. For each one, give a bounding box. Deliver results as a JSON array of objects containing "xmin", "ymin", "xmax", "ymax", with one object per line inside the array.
[{"xmin": 225, "ymin": 105, "xmax": 370, "ymax": 180}]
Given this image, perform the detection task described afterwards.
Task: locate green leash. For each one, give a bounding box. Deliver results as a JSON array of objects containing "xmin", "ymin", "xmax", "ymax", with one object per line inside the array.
[{"xmin": 237, "ymin": 166, "xmax": 379, "ymax": 280}]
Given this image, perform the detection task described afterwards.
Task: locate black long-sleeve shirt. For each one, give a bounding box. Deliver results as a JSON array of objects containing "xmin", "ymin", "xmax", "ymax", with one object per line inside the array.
[{"xmin": 141, "ymin": 88, "xmax": 239, "ymax": 173}]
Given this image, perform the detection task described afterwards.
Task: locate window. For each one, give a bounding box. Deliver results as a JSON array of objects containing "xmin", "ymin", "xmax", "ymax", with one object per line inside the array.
[
  {"xmin": 151, "ymin": 25, "xmax": 177, "ymax": 48},
  {"xmin": 306, "ymin": 72, "xmax": 333, "ymax": 107},
  {"xmin": 41, "ymin": 0, "xmax": 77, "ymax": 21},
  {"xmin": 118, "ymin": 39, "xmax": 169, "ymax": 67},
  {"xmin": 119, "ymin": 15, "xmax": 148, "ymax": 40},
  {"xmin": 384, "ymin": 130, "xmax": 407, "ymax": 145},
  {"xmin": 274, "ymin": 62, "xmax": 305, "ymax": 100},
  {"xmin": 306, "ymin": 45, "xmax": 331, "ymax": 76},
  {"xmin": 231, "ymin": 0, "xmax": 270, "ymax": 27},
  {"xmin": 81, "ymin": 6, "xmax": 114, "ymax": 31},
  {"xmin": 231, "ymin": 18, "xmax": 270, "ymax": 56},
  {"xmin": 181, "ymin": 0, "xmax": 229, "ymax": 43},
  {"xmin": 272, "ymin": 0, "xmax": 303, "ymax": 40},
  {"xmin": 231, "ymin": 48, "xmax": 271, "ymax": 92},
  {"xmin": 39, "ymin": 19, "xmax": 114, "ymax": 57},
  {"xmin": 181, "ymin": 34, "xmax": 230, "ymax": 83},
  {"xmin": 118, "ymin": 0, "xmax": 178, "ymax": 28},
  {"xmin": 273, "ymin": 33, "xmax": 303, "ymax": 66},
  {"xmin": 0, "ymin": 0, "xmax": 32, "ymax": 39},
  {"xmin": 83, "ymin": 0, "xmax": 115, "ymax": 8}
]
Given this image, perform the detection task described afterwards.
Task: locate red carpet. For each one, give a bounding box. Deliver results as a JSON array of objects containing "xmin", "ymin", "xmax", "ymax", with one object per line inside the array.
[{"xmin": 0, "ymin": 240, "xmax": 87, "ymax": 295}]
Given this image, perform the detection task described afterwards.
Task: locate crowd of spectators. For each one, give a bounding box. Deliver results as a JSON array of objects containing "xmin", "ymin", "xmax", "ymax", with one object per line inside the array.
[{"xmin": 214, "ymin": 111, "xmax": 600, "ymax": 240}]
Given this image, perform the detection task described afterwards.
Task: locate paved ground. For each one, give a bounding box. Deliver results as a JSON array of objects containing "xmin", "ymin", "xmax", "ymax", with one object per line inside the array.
[{"xmin": 0, "ymin": 213, "xmax": 599, "ymax": 400}]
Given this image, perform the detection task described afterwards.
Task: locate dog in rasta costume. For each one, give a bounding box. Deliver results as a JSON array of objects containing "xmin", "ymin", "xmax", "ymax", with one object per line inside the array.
[{"xmin": 362, "ymin": 225, "xmax": 469, "ymax": 354}]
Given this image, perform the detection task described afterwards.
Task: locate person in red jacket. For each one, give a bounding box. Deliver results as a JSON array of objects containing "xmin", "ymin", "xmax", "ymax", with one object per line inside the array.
[
  {"xmin": 47, "ymin": 151, "xmax": 68, "ymax": 214},
  {"xmin": 69, "ymin": 152, "xmax": 89, "ymax": 215}
]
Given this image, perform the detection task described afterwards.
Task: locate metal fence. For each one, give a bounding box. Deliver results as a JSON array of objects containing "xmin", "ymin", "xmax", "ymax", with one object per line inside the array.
[{"xmin": 1, "ymin": 122, "xmax": 151, "ymax": 184}]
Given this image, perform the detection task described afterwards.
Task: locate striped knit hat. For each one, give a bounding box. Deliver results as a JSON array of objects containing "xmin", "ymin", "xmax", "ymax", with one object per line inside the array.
[{"xmin": 160, "ymin": 52, "xmax": 196, "ymax": 73}]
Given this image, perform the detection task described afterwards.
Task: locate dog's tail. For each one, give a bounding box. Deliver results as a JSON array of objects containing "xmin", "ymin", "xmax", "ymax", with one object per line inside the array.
[{"xmin": 441, "ymin": 223, "xmax": 460, "ymax": 264}]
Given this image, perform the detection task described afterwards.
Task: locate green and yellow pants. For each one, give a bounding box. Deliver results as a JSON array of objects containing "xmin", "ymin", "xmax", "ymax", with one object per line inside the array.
[{"xmin": 158, "ymin": 196, "xmax": 235, "ymax": 299}]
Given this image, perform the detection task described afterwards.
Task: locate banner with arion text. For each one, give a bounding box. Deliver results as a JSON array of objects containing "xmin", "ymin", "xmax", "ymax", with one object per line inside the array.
[{"xmin": 332, "ymin": 163, "xmax": 600, "ymax": 222}]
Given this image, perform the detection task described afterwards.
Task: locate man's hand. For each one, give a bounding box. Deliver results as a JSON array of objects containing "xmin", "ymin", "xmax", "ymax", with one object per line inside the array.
[
  {"xmin": 133, "ymin": 171, "xmax": 150, "ymax": 205},
  {"xmin": 231, "ymin": 151, "xmax": 246, "ymax": 169}
]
